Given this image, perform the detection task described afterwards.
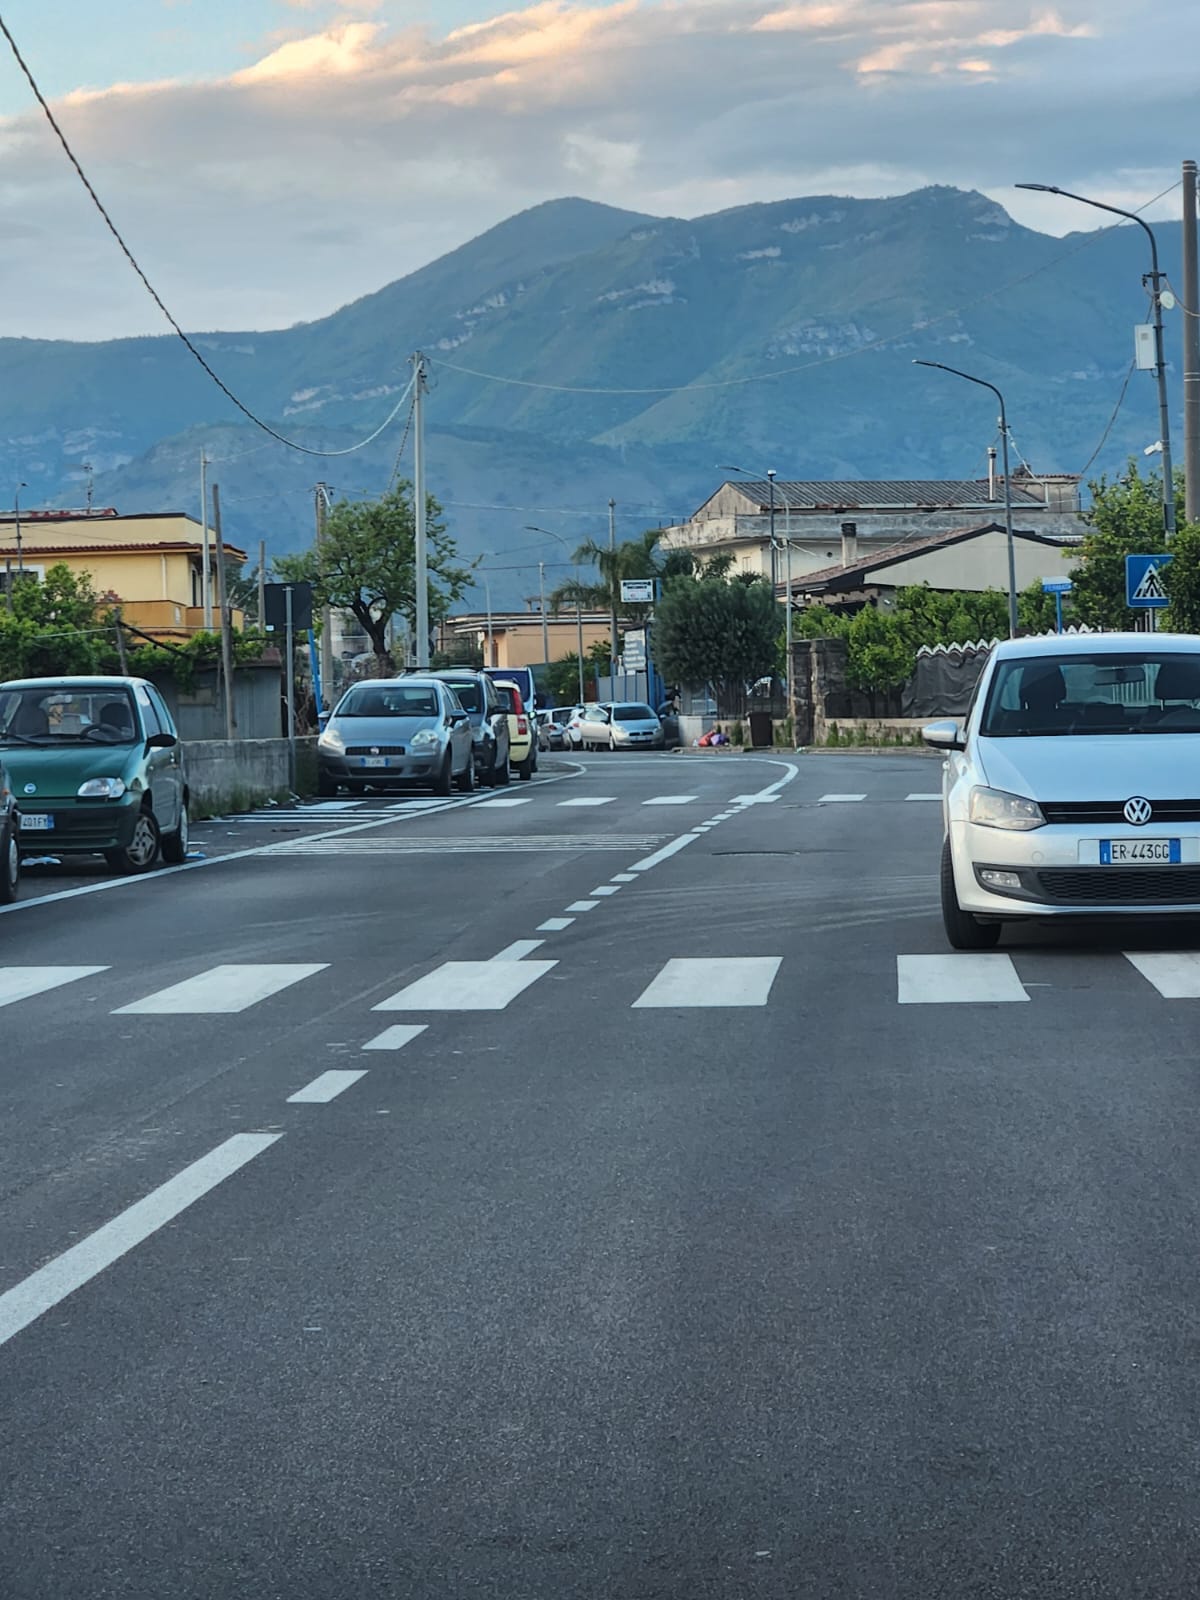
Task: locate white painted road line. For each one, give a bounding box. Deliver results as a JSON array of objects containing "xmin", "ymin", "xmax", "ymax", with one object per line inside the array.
[
  {"xmin": 537, "ymin": 917, "xmax": 575, "ymax": 932},
  {"xmin": 590, "ymin": 886, "xmax": 621, "ymax": 897},
  {"xmin": 115, "ymin": 963, "xmax": 329, "ymax": 1015},
  {"xmin": 896, "ymin": 954, "xmax": 1029, "ymax": 1005},
  {"xmin": 611, "ymin": 873, "xmax": 637, "ymax": 883},
  {"xmin": 633, "ymin": 956, "xmax": 782, "ymax": 1009},
  {"xmin": 906, "ymin": 793, "xmax": 942, "ymax": 801},
  {"xmin": 492, "ymin": 939, "xmax": 545, "ymax": 961},
  {"xmin": 819, "ymin": 794, "xmax": 867, "ymax": 803},
  {"xmin": 733, "ymin": 793, "xmax": 781, "ymax": 804},
  {"xmin": 629, "ymin": 834, "xmax": 699, "ymax": 872},
  {"xmin": 374, "ymin": 959, "xmax": 557, "ymax": 1011},
  {"xmin": 566, "ymin": 899, "xmax": 599, "ymax": 912},
  {"xmin": 558, "ymin": 797, "xmax": 616, "ymax": 807},
  {"xmin": 1124, "ymin": 952, "xmax": 1200, "ymax": 999},
  {"xmin": 362, "ymin": 1023, "xmax": 428, "ymax": 1051},
  {"xmin": 302, "ymin": 800, "xmax": 364, "ymax": 812},
  {"xmin": 0, "ymin": 1132, "xmax": 281, "ymax": 1351},
  {"xmin": 476, "ymin": 797, "xmax": 532, "ymax": 808},
  {"xmin": 643, "ymin": 795, "xmax": 698, "ymax": 805},
  {"xmin": 0, "ymin": 966, "xmax": 108, "ymax": 1008},
  {"xmin": 287, "ymin": 1070, "xmax": 367, "ymax": 1104}
]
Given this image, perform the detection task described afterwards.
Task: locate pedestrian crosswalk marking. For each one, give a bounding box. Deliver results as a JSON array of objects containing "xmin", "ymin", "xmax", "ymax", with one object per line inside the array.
[
  {"xmin": 566, "ymin": 899, "xmax": 599, "ymax": 912},
  {"xmin": 897, "ymin": 954, "xmax": 1028, "ymax": 1005},
  {"xmin": 362, "ymin": 1023, "xmax": 427, "ymax": 1051},
  {"xmin": 643, "ymin": 795, "xmax": 698, "ymax": 806},
  {"xmin": 633, "ymin": 957, "xmax": 782, "ymax": 1008},
  {"xmin": 590, "ymin": 885, "xmax": 621, "ymax": 896},
  {"xmin": 537, "ymin": 917, "xmax": 575, "ymax": 932},
  {"xmin": 287, "ymin": 1069, "xmax": 366, "ymax": 1104},
  {"xmin": 373, "ymin": 959, "xmax": 556, "ymax": 1012},
  {"xmin": 0, "ymin": 967, "xmax": 109, "ymax": 1007},
  {"xmin": 1124, "ymin": 952, "xmax": 1200, "ymax": 999},
  {"xmin": 558, "ymin": 796, "xmax": 617, "ymax": 807},
  {"xmin": 476, "ymin": 797, "xmax": 532, "ymax": 808},
  {"xmin": 819, "ymin": 793, "xmax": 867, "ymax": 803},
  {"xmin": 492, "ymin": 939, "xmax": 545, "ymax": 961},
  {"xmin": 612, "ymin": 873, "xmax": 637, "ymax": 882},
  {"xmin": 115, "ymin": 963, "xmax": 329, "ymax": 1015}
]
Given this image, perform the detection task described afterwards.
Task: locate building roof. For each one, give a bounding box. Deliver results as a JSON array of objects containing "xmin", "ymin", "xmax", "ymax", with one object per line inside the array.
[
  {"xmin": 724, "ymin": 478, "xmax": 1052, "ymax": 511},
  {"xmin": 792, "ymin": 522, "xmax": 1070, "ymax": 596},
  {"xmin": 444, "ymin": 609, "xmax": 611, "ymax": 632},
  {"xmin": 0, "ymin": 539, "xmax": 248, "ymax": 561}
]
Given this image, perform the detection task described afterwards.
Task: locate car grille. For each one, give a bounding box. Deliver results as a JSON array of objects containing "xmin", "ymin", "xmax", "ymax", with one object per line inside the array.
[
  {"xmin": 1037, "ymin": 867, "xmax": 1200, "ymax": 904},
  {"xmin": 1040, "ymin": 799, "xmax": 1200, "ymax": 824},
  {"xmin": 345, "ymin": 745, "xmax": 406, "ymax": 756}
]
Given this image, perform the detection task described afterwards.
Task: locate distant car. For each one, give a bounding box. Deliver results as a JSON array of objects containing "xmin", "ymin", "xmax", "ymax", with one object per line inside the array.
[
  {"xmin": 606, "ymin": 702, "xmax": 664, "ymax": 750},
  {"xmin": 0, "ymin": 676, "xmax": 188, "ymax": 874},
  {"xmin": 564, "ymin": 704, "xmax": 589, "ymax": 750},
  {"xmin": 925, "ymin": 632, "xmax": 1200, "ymax": 949},
  {"xmin": 429, "ymin": 670, "xmax": 511, "ymax": 787},
  {"xmin": 577, "ymin": 703, "xmax": 613, "ymax": 748},
  {"xmin": 493, "ymin": 680, "xmax": 537, "ymax": 781},
  {"xmin": 0, "ymin": 756, "xmax": 19, "ymax": 902},
  {"xmin": 537, "ymin": 709, "xmax": 569, "ymax": 751},
  {"xmin": 317, "ymin": 677, "xmax": 475, "ymax": 795}
]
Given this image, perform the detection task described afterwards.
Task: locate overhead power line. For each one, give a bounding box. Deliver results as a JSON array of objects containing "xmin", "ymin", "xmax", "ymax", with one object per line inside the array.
[
  {"xmin": 1079, "ymin": 360, "xmax": 1137, "ymax": 477},
  {"xmin": 0, "ymin": 11, "xmax": 412, "ymax": 460}
]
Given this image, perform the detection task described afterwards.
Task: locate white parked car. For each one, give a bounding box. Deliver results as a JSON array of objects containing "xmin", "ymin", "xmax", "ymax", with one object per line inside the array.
[{"xmin": 924, "ymin": 633, "xmax": 1200, "ymax": 949}]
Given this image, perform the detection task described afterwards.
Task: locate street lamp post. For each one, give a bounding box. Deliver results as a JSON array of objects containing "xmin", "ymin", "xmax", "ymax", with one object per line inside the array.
[
  {"xmin": 913, "ymin": 361, "xmax": 1019, "ymax": 638},
  {"xmin": 14, "ymin": 481, "xmax": 26, "ymax": 578},
  {"xmin": 1016, "ymin": 182, "xmax": 1175, "ymax": 538},
  {"xmin": 527, "ymin": 526, "xmax": 586, "ymax": 704},
  {"xmin": 539, "ymin": 561, "xmax": 550, "ymax": 669},
  {"xmin": 721, "ymin": 462, "xmax": 790, "ymax": 677}
]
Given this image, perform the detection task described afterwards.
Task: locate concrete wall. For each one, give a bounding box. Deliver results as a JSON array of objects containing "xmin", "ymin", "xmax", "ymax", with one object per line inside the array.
[
  {"xmin": 154, "ymin": 663, "xmax": 283, "ymax": 742},
  {"xmin": 183, "ymin": 736, "xmax": 317, "ymax": 817}
]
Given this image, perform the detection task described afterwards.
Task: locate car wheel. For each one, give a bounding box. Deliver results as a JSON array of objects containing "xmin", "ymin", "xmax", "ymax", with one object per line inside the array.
[
  {"xmin": 433, "ymin": 751, "xmax": 454, "ymax": 797},
  {"xmin": 519, "ymin": 757, "xmax": 533, "ymax": 781},
  {"xmin": 455, "ymin": 752, "xmax": 476, "ymax": 793},
  {"xmin": 609, "ymin": 731, "xmax": 617, "ymax": 751},
  {"xmin": 161, "ymin": 803, "xmax": 190, "ymax": 865},
  {"xmin": 0, "ymin": 818, "xmax": 19, "ymax": 904},
  {"xmin": 105, "ymin": 808, "xmax": 162, "ymax": 876},
  {"xmin": 495, "ymin": 754, "xmax": 511, "ymax": 786},
  {"xmin": 940, "ymin": 837, "xmax": 1000, "ymax": 950},
  {"xmin": 317, "ymin": 770, "xmax": 337, "ymax": 797}
]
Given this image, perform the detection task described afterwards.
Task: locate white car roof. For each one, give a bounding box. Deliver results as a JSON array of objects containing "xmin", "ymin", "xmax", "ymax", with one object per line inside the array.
[{"xmin": 994, "ymin": 632, "xmax": 1200, "ymax": 659}]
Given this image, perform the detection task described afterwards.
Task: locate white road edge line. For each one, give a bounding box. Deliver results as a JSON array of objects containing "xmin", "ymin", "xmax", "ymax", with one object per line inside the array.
[
  {"xmin": 287, "ymin": 1069, "xmax": 367, "ymax": 1103},
  {"xmin": 0, "ymin": 1132, "xmax": 281, "ymax": 1350},
  {"xmin": 628, "ymin": 761, "xmax": 800, "ymax": 874},
  {"xmin": 536, "ymin": 917, "xmax": 575, "ymax": 932}
]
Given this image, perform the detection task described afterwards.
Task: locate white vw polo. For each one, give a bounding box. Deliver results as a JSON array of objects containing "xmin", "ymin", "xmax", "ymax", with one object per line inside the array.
[{"xmin": 924, "ymin": 633, "xmax": 1200, "ymax": 949}]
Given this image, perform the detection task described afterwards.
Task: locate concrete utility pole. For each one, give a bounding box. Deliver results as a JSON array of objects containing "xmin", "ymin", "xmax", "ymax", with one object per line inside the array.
[
  {"xmin": 539, "ymin": 561, "xmax": 550, "ymax": 668},
  {"xmin": 199, "ymin": 450, "xmax": 212, "ymax": 628},
  {"xmin": 1183, "ymin": 160, "xmax": 1200, "ymax": 524},
  {"xmin": 211, "ymin": 482, "xmax": 236, "ymax": 739},
  {"xmin": 257, "ymin": 539, "xmax": 267, "ymax": 632},
  {"xmin": 13, "ymin": 481, "xmax": 25, "ymax": 577},
  {"xmin": 316, "ymin": 482, "xmax": 333, "ymax": 707},
  {"xmin": 608, "ymin": 498, "xmax": 618, "ymax": 677},
  {"xmin": 412, "ymin": 353, "xmax": 430, "ymax": 670}
]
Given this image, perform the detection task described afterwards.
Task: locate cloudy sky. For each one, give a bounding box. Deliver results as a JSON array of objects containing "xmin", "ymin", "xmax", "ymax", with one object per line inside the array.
[{"xmin": 0, "ymin": 0, "xmax": 1194, "ymax": 340}]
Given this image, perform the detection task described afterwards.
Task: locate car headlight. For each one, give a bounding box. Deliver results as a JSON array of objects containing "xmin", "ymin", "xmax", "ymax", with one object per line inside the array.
[
  {"xmin": 410, "ymin": 729, "xmax": 440, "ymax": 749},
  {"xmin": 78, "ymin": 776, "xmax": 127, "ymax": 799},
  {"xmin": 968, "ymin": 786, "xmax": 1045, "ymax": 831}
]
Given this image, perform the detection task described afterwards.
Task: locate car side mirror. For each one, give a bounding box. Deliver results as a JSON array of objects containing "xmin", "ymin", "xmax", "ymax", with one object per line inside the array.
[
  {"xmin": 921, "ymin": 719, "xmax": 965, "ymax": 752},
  {"xmin": 449, "ymin": 710, "xmax": 467, "ymax": 724},
  {"xmin": 147, "ymin": 731, "xmax": 178, "ymax": 749}
]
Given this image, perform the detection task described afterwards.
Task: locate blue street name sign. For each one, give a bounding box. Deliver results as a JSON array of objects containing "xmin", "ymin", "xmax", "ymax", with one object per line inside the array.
[
  {"xmin": 1041, "ymin": 578, "xmax": 1073, "ymax": 594},
  {"xmin": 1126, "ymin": 553, "xmax": 1172, "ymax": 609}
]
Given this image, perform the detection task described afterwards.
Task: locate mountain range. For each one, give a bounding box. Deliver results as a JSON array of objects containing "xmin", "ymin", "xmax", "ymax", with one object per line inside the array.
[{"xmin": 0, "ymin": 186, "xmax": 1184, "ymax": 606}]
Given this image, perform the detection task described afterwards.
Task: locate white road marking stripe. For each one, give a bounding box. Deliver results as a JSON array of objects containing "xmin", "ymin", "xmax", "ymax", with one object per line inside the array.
[
  {"xmin": 287, "ymin": 1070, "xmax": 366, "ymax": 1103},
  {"xmin": 819, "ymin": 793, "xmax": 867, "ymax": 803},
  {"xmin": 115, "ymin": 963, "xmax": 328, "ymax": 1015},
  {"xmin": 374, "ymin": 959, "xmax": 556, "ymax": 1011},
  {"xmin": 1124, "ymin": 952, "xmax": 1200, "ymax": 998},
  {"xmin": 476, "ymin": 797, "xmax": 532, "ymax": 807},
  {"xmin": 301, "ymin": 800, "xmax": 364, "ymax": 812},
  {"xmin": 0, "ymin": 1132, "xmax": 281, "ymax": 1350},
  {"xmin": 906, "ymin": 793, "xmax": 941, "ymax": 801},
  {"xmin": 643, "ymin": 795, "xmax": 698, "ymax": 805},
  {"xmin": 590, "ymin": 886, "xmax": 621, "ymax": 896},
  {"xmin": 362, "ymin": 1023, "xmax": 427, "ymax": 1051},
  {"xmin": 732, "ymin": 793, "xmax": 781, "ymax": 804},
  {"xmin": 536, "ymin": 917, "xmax": 575, "ymax": 932},
  {"xmin": 558, "ymin": 797, "xmax": 616, "ymax": 807},
  {"xmin": 566, "ymin": 899, "xmax": 599, "ymax": 912},
  {"xmin": 267, "ymin": 833, "xmax": 667, "ymax": 856},
  {"xmin": 492, "ymin": 939, "xmax": 545, "ymax": 961},
  {"xmin": 633, "ymin": 957, "xmax": 782, "ymax": 1009},
  {"xmin": 897, "ymin": 954, "xmax": 1028, "ymax": 1004},
  {"xmin": 0, "ymin": 966, "xmax": 108, "ymax": 1007},
  {"xmin": 385, "ymin": 799, "xmax": 450, "ymax": 810},
  {"xmin": 611, "ymin": 873, "xmax": 637, "ymax": 882},
  {"xmin": 630, "ymin": 834, "xmax": 698, "ymax": 871}
]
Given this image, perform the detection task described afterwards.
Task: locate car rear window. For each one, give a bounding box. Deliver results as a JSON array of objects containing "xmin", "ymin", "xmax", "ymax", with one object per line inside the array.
[{"xmin": 613, "ymin": 704, "xmax": 656, "ymax": 721}]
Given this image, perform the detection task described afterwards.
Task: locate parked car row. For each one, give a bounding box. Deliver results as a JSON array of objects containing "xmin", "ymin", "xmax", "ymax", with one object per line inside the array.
[
  {"xmin": 567, "ymin": 701, "xmax": 666, "ymax": 751},
  {"xmin": 0, "ymin": 674, "xmax": 192, "ymax": 898}
]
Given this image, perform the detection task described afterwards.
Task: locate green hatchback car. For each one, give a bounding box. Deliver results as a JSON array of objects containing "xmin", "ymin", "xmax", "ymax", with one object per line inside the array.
[{"xmin": 0, "ymin": 677, "xmax": 189, "ymax": 874}]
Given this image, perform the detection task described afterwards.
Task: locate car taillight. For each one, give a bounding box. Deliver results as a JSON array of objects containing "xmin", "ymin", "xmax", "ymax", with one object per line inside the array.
[{"xmin": 517, "ymin": 716, "xmax": 528, "ymax": 735}]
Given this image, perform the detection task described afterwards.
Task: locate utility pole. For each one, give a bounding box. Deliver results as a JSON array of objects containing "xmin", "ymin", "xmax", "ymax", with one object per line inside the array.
[
  {"xmin": 484, "ymin": 576, "xmax": 493, "ymax": 667},
  {"xmin": 412, "ymin": 353, "xmax": 430, "ymax": 669},
  {"xmin": 315, "ymin": 483, "xmax": 333, "ymax": 706},
  {"xmin": 211, "ymin": 483, "xmax": 236, "ymax": 739},
  {"xmin": 539, "ymin": 561, "xmax": 550, "ymax": 669},
  {"xmin": 13, "ymin": 481, "xmax": 25, "ymax": 577},
  {"xmin": 199, "ymin": 449, "xmax": 212, "ymax": 628},
  {"xmin": 1183, "ymin": 160, "xmax": 1200, "ymax": 524},
  {"xmin": 608, "ymin": 497, "xmax": 617, "ymax": 681},
  {"xmin": 257, "ymin": 539, "xmax": 266, "ymax": 633},
  {"xmin": 767, "ymin": 469, "xmax": 777, "ymax": 589}
]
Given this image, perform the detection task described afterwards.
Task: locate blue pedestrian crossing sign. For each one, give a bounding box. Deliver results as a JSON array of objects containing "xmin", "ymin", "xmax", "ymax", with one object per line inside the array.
[{"xmin": 1126, "ymin": 553, "xmax": 1172, "ymax": 608}]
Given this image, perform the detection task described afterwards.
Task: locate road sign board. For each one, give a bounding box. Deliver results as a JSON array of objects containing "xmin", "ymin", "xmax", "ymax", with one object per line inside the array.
[
  {"xmin": 620, "ymin": 579, "xmax": 655, "ymax": 604},
  {"xmin": 1125, "ymin": 554, "xmax": 1172, "ymax": 609},
  {"xmin": 1041, "ymin": 578, "xmax": 1073, "ymax": 594},
  {"xmin": 263, "ymin": 580, "xmax": 313, "ymax": 630},
  {"xmin": 622, "ymin": 629, "xmax": 647, "ymax": 670}
]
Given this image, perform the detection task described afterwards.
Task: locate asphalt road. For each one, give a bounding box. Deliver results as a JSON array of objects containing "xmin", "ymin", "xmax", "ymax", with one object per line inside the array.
[{"xmin": 5, "ymin": 749, "xmax": 1200, "ymax": 1597}]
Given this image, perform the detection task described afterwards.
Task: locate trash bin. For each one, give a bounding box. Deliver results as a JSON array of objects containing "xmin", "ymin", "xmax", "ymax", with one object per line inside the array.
[{"xmin": 748, "ymin": 711, "xmax": 773, "ymax": 748}]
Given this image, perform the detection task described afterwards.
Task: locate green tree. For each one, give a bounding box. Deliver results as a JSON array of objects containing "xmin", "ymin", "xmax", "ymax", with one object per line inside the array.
[
  {"xmin": 0, "ymin": 563, "xmax": 107, "ymax": 678},
  {"xmin": 654, "ymin": 572, "xmax": 779, "ymax": 713},
  {"xmin": 549, "ymin": 529, "xmax": 706, "ymax": 620},
  {"xmin": 276, "ymin": 482, "xmax": 471, "ymax": 669},
  {"xmin": 845, "ymin": 608, "xmax": 912, "ymax": 697},
  {"xmin": 1071, "ymin": 460, "xmax": 1171, "ymax": 629},
  {"xmin": 1163, "ymin": 522, "xmax": 1200, "ymax": 633},
  {"xmin": 545, "ymin": 653, "xmax": 585, "ymax": 704}
]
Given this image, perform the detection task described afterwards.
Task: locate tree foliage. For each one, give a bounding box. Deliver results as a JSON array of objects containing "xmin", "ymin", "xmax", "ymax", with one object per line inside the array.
[
  {"xmin": 1162, "ymin": 522, "xmax": 1200, "ymax": 632},
  {"xmin": 1071, "ymin": 460, "xmax": 1173, "ymax": 629},
  {"xmin": 277, "ymin": 481, "xmax": 471, "ymax": 667},
  {"xmin": 654, "ymin": 570, "xmax": 779, "ymax": 708}
]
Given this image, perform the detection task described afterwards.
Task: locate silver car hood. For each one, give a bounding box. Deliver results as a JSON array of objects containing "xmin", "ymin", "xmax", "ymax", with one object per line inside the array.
[{"xmin": 977, "ymin": 734, "xmax": 1200, "ymax": 800}]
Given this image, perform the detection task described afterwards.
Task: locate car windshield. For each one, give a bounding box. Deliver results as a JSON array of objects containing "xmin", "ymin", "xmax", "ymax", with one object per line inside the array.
[
  {"xmin": 337, "ymin": 686, "xmax": 440, "ymax": 718},
  {"xmin": 613, "ymin": 704, "xmax": 655, "ymax": 721},
  {"xmin": 979, "ymin": 652, "xmax": 1200, "ymax": 737},
  {"xmin": 0, "ymin": 687, "xmax": 139, "ymax": 744},
  {"xmin": 440, "ymin": 680, "xmax": 482, "ymax": 712}
]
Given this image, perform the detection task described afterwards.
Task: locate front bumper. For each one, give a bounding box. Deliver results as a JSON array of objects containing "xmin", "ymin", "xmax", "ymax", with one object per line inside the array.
[
  {"xmin": 951, "ymin": 816, "xmax": 1200, "ymax": 917},
  {"xmin": 612, "ymin": 733, "xmax": 664, "ymax": 749},
  {"xmin": 17, "ymin": 793, "xmax": 142, "ymax": 854},
  {"xmin": 320, "ymin": 749, "xmax": 441, "ymax": 785}
]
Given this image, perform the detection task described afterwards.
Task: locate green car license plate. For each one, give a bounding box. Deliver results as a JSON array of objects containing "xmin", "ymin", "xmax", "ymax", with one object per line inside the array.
[{"xmin": 19, "ymin": 814, "xmax": 54, "ymax": 831}]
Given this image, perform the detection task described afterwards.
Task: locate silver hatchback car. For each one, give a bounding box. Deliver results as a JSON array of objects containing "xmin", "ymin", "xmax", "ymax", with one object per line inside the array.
[
  {"xmin": 925, "ymin": 633, "xmax": 1200, "ymax": 948},
  {"xmin": 318, "ymin": 677, "xmax": 475, "ymax": 796}
]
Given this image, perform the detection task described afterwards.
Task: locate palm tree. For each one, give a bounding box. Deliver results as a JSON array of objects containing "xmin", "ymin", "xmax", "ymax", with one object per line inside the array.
[{"xmin": 550, "ymin": 529, "xmax": 671, "ymax": 619}]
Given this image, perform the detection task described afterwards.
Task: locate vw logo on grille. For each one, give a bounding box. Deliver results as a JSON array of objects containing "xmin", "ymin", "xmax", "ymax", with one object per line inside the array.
[
  {"xmin": 1123, "ymin": 796, "xmax": 1153, "ymax": 826},
  {"xmin": 370, "ymin": 747, "xmax": 379, "ymax": 755}
]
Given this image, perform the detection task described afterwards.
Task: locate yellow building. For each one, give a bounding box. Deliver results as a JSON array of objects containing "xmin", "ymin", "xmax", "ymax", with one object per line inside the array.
[
  {"xmin": 440, "ymin": 608, "xmax": 612, "ymax": 670},
  {"xmin": 0, "ymin": 509, "xmax": 246, "ymax": 639}
]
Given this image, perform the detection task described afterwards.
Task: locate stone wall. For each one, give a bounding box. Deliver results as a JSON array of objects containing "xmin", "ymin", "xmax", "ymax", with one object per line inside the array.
[{"xmin": 183, "ymin": 736, "xmax": 318, "ymax": 818}]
